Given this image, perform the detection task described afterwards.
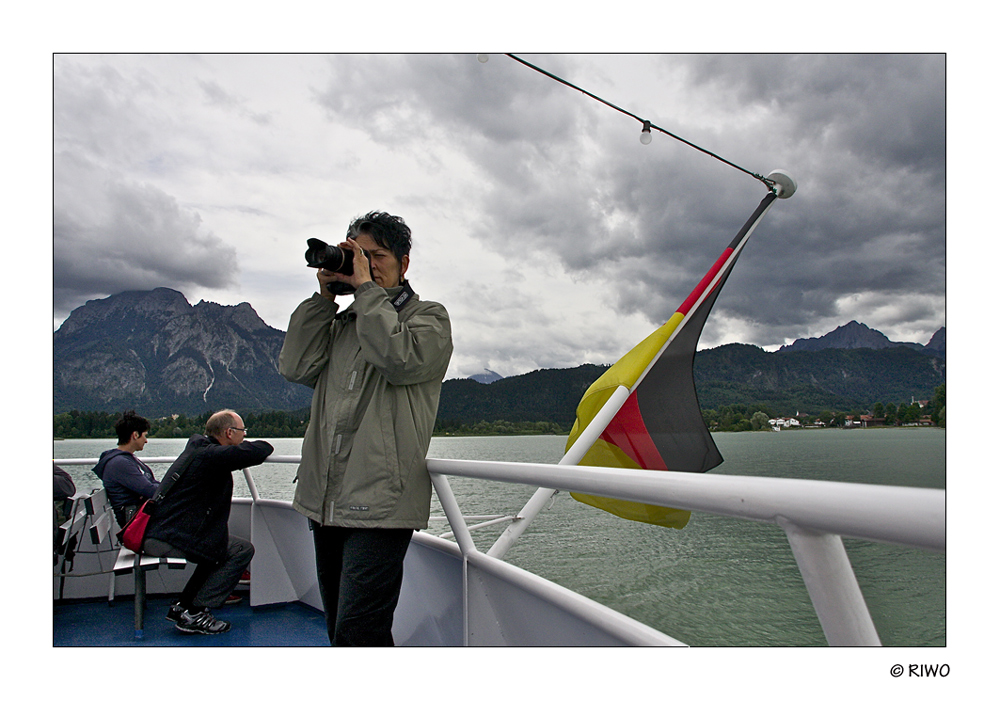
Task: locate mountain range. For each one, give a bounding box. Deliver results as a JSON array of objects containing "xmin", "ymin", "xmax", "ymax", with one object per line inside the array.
[
  {"xmin": 776, "ymin": 320, "xmax": 945, "ymax": 355},
  {"xmin": 54, "ymin": 288, "xmax": 945, "ymax": 420},
  {"xmin": 54, "ymin": 288, "xmax": 312, "ymax": 416}
]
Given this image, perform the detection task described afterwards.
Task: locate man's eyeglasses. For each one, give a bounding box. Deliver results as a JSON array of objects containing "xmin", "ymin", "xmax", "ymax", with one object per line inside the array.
[{"xmin": 230, "ymin": 426, "xmax": 248, "ymax": 434}]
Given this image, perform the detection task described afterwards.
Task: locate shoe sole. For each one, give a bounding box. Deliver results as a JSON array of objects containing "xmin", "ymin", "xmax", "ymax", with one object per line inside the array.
[{"xmin": 175, "ymin": 623, "xmax": 230, "ymax": 635}]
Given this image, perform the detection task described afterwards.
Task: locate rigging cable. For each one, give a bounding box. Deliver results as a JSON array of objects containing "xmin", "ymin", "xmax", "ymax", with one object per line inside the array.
[{"xmin": 503, "ymin": 54, "xmax": 776, "ymax": 193}]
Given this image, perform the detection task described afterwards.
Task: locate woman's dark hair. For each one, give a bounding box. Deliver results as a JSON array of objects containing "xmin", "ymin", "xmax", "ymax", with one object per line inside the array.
[
  {"xmin": 114, "ymin": 410, "xmax": 150, "ymax": 444},
  {"xmin": 347, "ymin": 211, "xmax": 412, "ymax": 263}
]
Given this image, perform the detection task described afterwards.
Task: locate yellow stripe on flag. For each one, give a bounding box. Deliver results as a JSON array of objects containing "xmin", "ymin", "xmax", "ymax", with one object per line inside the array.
[
  {"xmin": 572, "ymin": 491, "xmax": 692, "ymax": 529},
  {"xmin": 566, "ymin": 312, "xmax": 685, "ymax": 456},
  {"xmin": 569, "ymin": 438, "xmax": 692, "ymax": 528},
  {"xmin": 566, "ymin": 311, "xmax": 693, "ymax": 528}
]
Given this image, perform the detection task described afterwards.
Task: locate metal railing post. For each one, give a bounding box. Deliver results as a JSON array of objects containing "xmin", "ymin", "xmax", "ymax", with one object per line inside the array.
[
  {"xmin": 242, "ymin": 468, "xmax": 260, "ymax": 502},
  {"xmin": 430, "ymin": 473, "xmax": 474, "ymax": 645},
  {"xmin": 780, "ymin": 519, "xmax": 881, "ymax": 646}
]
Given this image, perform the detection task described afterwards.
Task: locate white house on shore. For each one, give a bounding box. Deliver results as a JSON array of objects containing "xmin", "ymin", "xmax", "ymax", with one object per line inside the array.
[{"xmin": 769, "ymin": 417, "xmax": 801, "ymax": 430}]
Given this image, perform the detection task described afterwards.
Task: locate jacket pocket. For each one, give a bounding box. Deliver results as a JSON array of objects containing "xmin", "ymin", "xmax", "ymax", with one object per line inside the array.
[{"xmin": 338, "ymin": 402, "xmax": 402, "ymax": 519}]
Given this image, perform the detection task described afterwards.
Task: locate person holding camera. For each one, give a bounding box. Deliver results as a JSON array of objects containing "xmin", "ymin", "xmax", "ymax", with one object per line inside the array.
[{"xmin": 279, "ymin": 211, "xmax": 452, "ymax": 646}]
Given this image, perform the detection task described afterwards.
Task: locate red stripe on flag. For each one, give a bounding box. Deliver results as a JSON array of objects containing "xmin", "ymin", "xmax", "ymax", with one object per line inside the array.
[
  {"xmin": 677, "ymin": 248, "xmax": 734, "ymax": 315},
  {"xmin": 599, "ymin": 392, "xmax": 670, "ymax": 471}
]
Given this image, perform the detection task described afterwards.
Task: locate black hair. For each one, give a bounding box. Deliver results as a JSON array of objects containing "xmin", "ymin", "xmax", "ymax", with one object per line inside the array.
[
  {"xmin": 347, "ymin": 211, "xmax": 412, "ymax": 263},
  {"xmin": 114, "ymin": 410, "xmax": 150, "ymax": 444}
]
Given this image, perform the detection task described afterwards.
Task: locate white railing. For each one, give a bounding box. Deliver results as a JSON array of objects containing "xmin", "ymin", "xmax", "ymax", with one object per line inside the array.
[
  {"xmin": 56, "ymin": 454, "xmax": 945, "ymax": 646},
  {"xmin": 423, "ymin": 458, "xmax": 945, "ymax": 647}
]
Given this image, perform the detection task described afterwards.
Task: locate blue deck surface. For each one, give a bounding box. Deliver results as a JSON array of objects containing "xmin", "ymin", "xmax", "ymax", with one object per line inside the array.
[{"xmin": 53, "ymin": 594, "xmax": 330, "ymax": 646}]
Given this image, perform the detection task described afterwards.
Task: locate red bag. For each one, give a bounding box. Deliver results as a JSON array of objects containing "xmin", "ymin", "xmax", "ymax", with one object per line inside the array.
[
  {"xmin": 116, "ymin": 449, "xmax": 191, "ymax": 553},
  {"xmin": 117, "ymin": 501, "xmax": 153, "ymax": 553}
]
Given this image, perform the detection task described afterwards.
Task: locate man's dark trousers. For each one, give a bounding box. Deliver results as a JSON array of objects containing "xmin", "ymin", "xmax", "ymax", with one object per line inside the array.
[
  {"xmin": 310, "ymin": 524, "xmax": 413, "ymax": 646},
  {"xmin": 144, "ymin": 535, "xmax": 254, "ymax": 609}
]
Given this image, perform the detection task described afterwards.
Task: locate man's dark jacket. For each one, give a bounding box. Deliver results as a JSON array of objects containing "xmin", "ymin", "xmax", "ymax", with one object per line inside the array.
[{"xmin": 144, "ymin": 434, "xmax": 273, "ymax": 565}]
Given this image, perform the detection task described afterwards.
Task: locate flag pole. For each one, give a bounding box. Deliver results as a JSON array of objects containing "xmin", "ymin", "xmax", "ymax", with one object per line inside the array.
[
  {"xmin": 485, "ymin": 170, "xmax": 796, "ymax": 559},
  {"xmin": 486, "ymin": 386, "xmax": 630, "ymax": 558}
]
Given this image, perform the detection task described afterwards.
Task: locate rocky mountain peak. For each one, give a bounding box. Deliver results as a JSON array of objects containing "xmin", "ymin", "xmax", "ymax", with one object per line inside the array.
[
  {"xmin": 777, "ymin": 321, "xmax": 892, "ymax": 352},
  {"xmin": 777, "ymin": 320, "xmax": 945, "ymax": 357},
  {"xmin": 926, "ymin": 326, "xmax": 946, "ymax": 353},
  {"xmin": 192, "ymin": 298, "xmax": 268, "ymax": 331},
  {"xmin": 469, "ymin": 368, "xmax": 504, "ymax": 384},
  {"xmin": 54, "ymin": 288, "xmax": 311, "ymax": 416},
  {"xmin": 56, "ymin": 287, "xmax": 191, "ymax": 337}
]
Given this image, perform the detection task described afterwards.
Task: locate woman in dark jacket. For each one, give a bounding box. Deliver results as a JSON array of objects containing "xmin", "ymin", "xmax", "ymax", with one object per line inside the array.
[{"xmin": 92, "ymin": 410, "xmax": 160, "ymax": 527}]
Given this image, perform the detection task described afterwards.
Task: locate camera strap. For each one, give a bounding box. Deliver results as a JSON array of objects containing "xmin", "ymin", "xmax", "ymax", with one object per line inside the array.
[
  {"xmin": 390, "ymin": 280, "xmax": 415, "ymax": 313},
  {"xmin": 336, "ymin": 280, "xmax": 416, "ymax": 322}
]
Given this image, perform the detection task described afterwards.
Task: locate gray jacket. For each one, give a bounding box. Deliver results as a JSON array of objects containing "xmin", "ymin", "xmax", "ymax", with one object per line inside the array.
[{"xmin": 279, "ymin": 282, "xmax": 452, "ymax": 529}]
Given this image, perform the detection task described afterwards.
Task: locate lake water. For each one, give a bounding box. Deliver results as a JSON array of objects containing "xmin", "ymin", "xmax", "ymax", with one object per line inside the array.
[{"xmin": 54, "ymin": 428, "xmax": 945, "ymax": 646}]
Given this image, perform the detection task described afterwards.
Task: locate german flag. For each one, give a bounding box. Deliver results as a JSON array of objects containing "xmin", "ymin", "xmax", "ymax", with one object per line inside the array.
[{"xmin": 567, "ymin": 191, "xmax": 779, "ymax": 528}]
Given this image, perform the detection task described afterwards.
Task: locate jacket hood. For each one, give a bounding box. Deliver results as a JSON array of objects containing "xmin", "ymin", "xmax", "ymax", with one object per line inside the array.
[{"xmin": 92, "ymin": 448, "xmax": 126, "ymax": 479}]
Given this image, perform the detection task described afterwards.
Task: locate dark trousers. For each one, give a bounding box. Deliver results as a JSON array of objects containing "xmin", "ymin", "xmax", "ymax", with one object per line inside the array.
[
  {"xmin": 310, "ymin": 524, "xmax": 413, "ymax": 646},
  {"xmin": 144, "ymin": 535, "xmax": 254, "ymax": 610}
]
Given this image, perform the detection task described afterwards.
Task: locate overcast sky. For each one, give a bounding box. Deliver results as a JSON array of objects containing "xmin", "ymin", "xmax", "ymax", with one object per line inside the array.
[{"xmin": 53, "ymin": 53, "xmax": 945, "ymax": 379}]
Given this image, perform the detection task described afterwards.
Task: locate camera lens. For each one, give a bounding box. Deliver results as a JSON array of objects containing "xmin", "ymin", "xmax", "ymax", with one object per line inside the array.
[{"xmin": 305, "ymin": 238, "xmax": 353, "ymax": 274}]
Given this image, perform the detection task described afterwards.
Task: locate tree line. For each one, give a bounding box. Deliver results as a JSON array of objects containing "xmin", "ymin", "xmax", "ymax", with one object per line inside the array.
[
  {"xmin": 701, "ymin": 383, "xmax": 945, "ymax": 431},
  {"xmin": 53, "ymin": 410, "xmax": 310, "ymax": 440},
  {"xmin": 53, "ymin": 384, "xmax": 944, "ymax": 440},
  {"xmin": 434, "ymin": 419, "xmax": 567, "ymax": 436},
  {"xmin": 52, "ymin": 410, "xmax": 568, "ymax": 439}
]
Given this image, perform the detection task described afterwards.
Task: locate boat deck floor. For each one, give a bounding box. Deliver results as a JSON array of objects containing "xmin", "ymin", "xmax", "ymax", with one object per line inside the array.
[{"xmin": 53, "ymin": 594, "xmax": 330, "ymax": 647}]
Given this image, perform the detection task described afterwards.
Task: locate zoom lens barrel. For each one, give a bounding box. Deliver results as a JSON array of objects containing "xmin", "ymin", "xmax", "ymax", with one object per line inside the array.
[{"xmin": 305, "ymin": 238, "xmax": 354, "ymax": 275}]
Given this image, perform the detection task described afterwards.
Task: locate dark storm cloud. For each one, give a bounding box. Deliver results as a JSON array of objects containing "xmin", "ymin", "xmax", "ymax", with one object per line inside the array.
[
  {"xmin": 54, "ymin": 53, "xmax": 944, "ymax": 362},
  {"xmin": 680, "ymin": 54, "xmax": 946, "ymax": 176},
  {"xmin": 310, "ymin": 54, "xmax": 946, "ymax": 347},
  {"xmin": 312, "ymin": 54, "xmax": 585, "ymax": 148},
  {"xmin": 697, "ymin": 55, "xmax": 947, "ymax": 341},
  {"xmin": 53, "ymin": 151, "xmax": 239, "ymax": 319},
  {"xmin": 53, "ymin": 57, "xmax": 241, "ymax": 322}
]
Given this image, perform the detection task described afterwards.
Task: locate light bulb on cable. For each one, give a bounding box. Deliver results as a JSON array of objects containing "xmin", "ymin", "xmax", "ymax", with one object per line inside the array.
[{"xmin": 640, "ymin": 121, "xmax": 652, "ymax": 145}]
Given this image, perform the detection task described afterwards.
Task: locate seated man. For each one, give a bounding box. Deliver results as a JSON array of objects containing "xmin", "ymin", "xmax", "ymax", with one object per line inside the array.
[
  {"xmin": 143, "ymin": 410, "xmax": 273, "ymax": 635},
  {"xmin": 93, "ymin": 410, "xmax": 160, "ymax": 527}
]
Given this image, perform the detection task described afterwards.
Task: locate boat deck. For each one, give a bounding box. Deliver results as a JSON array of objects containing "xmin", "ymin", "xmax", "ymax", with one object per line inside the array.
[{"xmin": 53, "ymin": 595, "xmax": 329, "ymax": 647}]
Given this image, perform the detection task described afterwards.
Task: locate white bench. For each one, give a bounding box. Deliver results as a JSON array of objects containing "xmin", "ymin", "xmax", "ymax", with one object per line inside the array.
[
  {"xmin": 55, "ymin": 492, "xmax": 90, "ymax": 599},
  {"xmin": 78, "ymin": 490, "xmax": 190, "ymax": 639}
]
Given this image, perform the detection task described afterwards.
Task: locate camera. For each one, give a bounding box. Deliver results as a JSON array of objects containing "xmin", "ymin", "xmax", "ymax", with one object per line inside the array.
[{"xmin": 305, "ymin": 238, "xmax": 372, "ymax": 295}]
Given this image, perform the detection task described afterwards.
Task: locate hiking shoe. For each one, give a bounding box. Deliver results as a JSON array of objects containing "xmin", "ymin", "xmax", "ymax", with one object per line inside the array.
[
  {"xmin": 175, "ymin": 609, "xmax": 231, "ymax": 635},
  {"xmin": 165, "ymin": 601, "xmax": 184, "ymax": 623}
]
